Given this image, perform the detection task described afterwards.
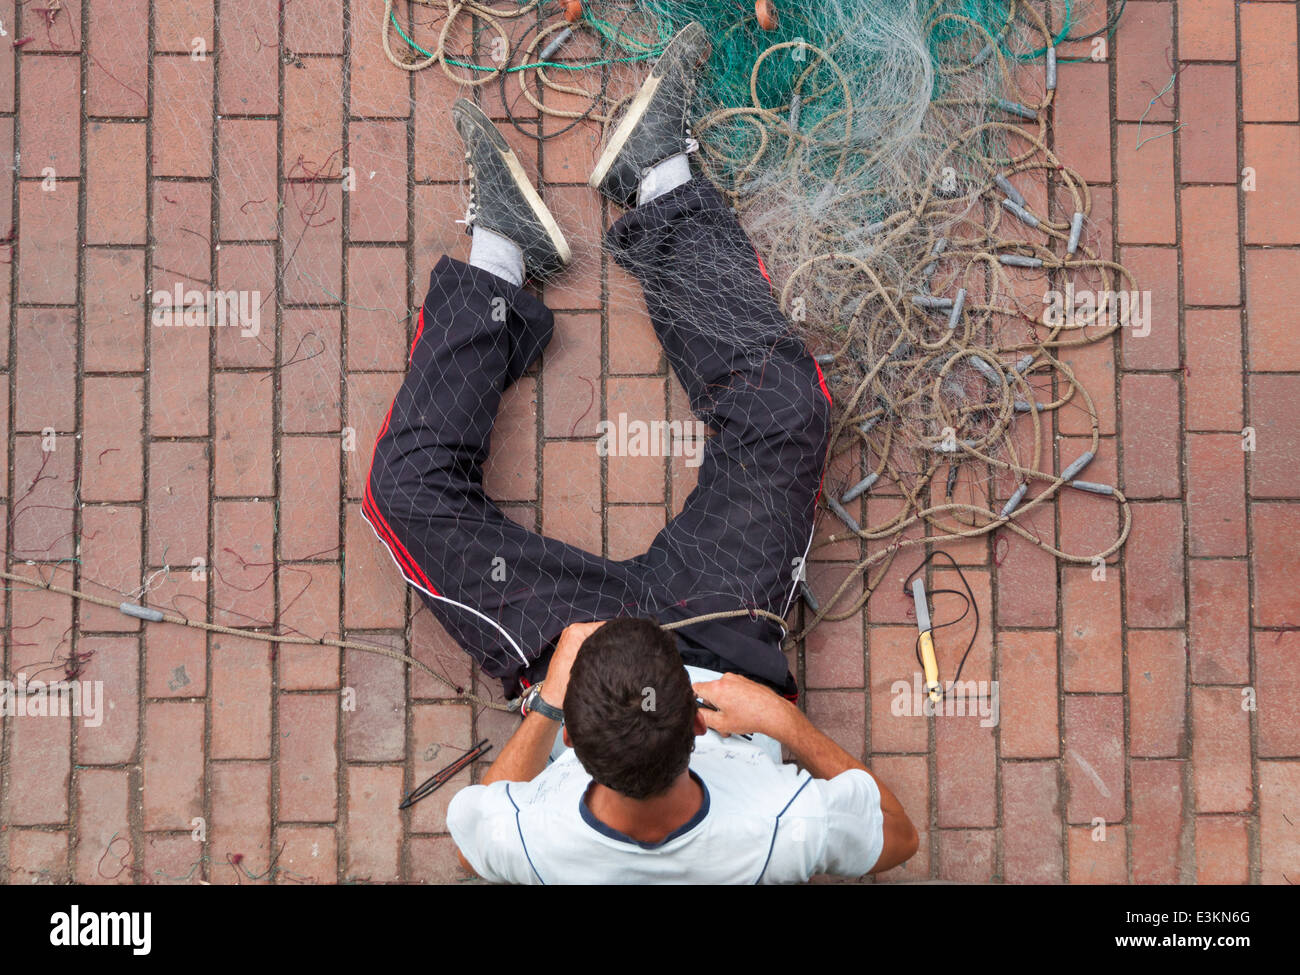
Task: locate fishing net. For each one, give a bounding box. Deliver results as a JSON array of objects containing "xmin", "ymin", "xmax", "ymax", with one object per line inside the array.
[{"xmin": 7, "ymin": 0, "xmax": 1134, "ymax": 727}]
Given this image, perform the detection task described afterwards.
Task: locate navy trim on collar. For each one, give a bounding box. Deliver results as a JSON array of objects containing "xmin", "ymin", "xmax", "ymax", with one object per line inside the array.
[{"xmin": 578, "ymin": 771, "xmax": 711, "ymax": 850}]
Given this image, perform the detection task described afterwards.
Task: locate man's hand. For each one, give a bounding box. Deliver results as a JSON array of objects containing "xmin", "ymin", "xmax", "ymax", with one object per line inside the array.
[
  {"xmin": 539, "ymin": 620, "xmax": 605, "ymax": 710},
  {"xmin": 692, "ymin": 672, "xmax": 797, "ymax": 739}
]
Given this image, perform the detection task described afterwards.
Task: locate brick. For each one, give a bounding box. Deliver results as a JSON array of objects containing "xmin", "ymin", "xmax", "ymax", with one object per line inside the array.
[
  {"xmin": 935, "ymin": 714, "xmax": 995, "ymax": 828},
  {"xmin": 143, "ymin": 702, "xmax": 205, "ymax": 830},
  {"xmin": 413, "ymin": 183, "xmax": 470, "ymax": 272},
  {"xmin": 1069, "ymin": 824, "xmax": 1128, "ymax": 884},
  {"xmin": 210, "ymin": 632, "xmax": 272, "ymax": 759},
  {"xmin": 409, "ymin": 704, "xmax": 475, "ymax": 833},
  {"xmin": 8, "ymin": 831, "xmax": 70, "ymax": 885},
  {"xmin": 214, "ymin": 372, "xmax": 274, "ymax": 496},
  {"xmin": 280, "ymin": 437, "xmax": 342, "ymax": 561},
  {"xmin": 1118, "ymin": 247, "xmax": 1180, "ymax": 370},
  {"xmin": 870, "ymin": 755, "xmax": 929, "ymax": 881},
  {"xmin": 344, "ymin": 636, "xmax": 407, "ymax": 762},
  {"xmin": 278, "ymin": 694, "xmax": 339, "ymax": 822},
  {"xmin": 276, "ymin": 826, "xmax": 338, "ymax": 884},
  {"xmin": 86, "ymin": 122, "xmax": 147, "ymax": 243},
  {"xmin": 1124, "ymin": 502, "xmax": 1186, "ymax": 627},
  {"xmin": 1182, "ymin": 188, "xmax": 1241, "ymax": 307},
  {"xmin": 1130, "ymin": 760, "xmax": 1184, "ymax": 883},
  {"xmin": 285, "ymin": 57, "xmax": 344, "ymax": 176},
  {"xmin": 994, "ymin": 503, "xmax": 1057, "ymax": 628},
  {"xmin": 19, "ymin": 54, "xmax": 80, "ymax": 175},
  {"xmin": 151, "ymin": 56, "xmax": 213, "ymax": 176},
  {"xmin": 1053, "ymin": 61, "xmax": 1111, "ymax": 183},
  {"xmin": 936, "ymin": 829, "xmax": 995, "ymax": 883},
  {"xmin": 348, "ymin": 121, "xmax": 408, "ymax": 242},
  {"xmin": 344, "ymin": 502, "xmax": 408, "ymax": 630},
  {"xmin": 606, "ymin": 505, "xmax": 666, "ymax": 562},
  {"xmin": 1177, "ymin": 65, "xmax": 1239, "ymax": 183},
  {"xmin": 1249, "ymin": 374, "xmax": 1300, "ymax": 498},
  {"xmin": 997, "ymin": 630, "xmax": 1059, "ymax": 758},
  {"xmin": 542, "ymin": 186, "xmax": 603, "ymax": 310},
  {"xmin": 84, "ymin": 248, "xmax": 147, "ymax": 372},
  {"xmin": 210, "ymin": 763, "xmax": 273, "ymax": 885},
  {"xmin": 542, "ymin": 84, "xmax": 603, "ymax": 183},
  {"xmin": 1059, "ymin": 338, "xmax": 1116, "ymax": 437},
  {"xmin": 217, "ymin": 0, "xmax": 279, "ymax": 115},
  {"xmin": 806, "ymin": 689, "xmax": 866, "ymax": 758},
  {"xmin": 155, "ymin": 0, "xmax": 213, "ymax": 52},
  {"xmin": 1195, "ymin": 816, "xmax": 1249, "ymax": 884},
  {"xmin": 345, "ymin": 371, "xmax": 403, "ymax": 497},
  {"xmin": 79, "ymin": 506, "xmax": 143, "ymax": 631},
  {"xmin": 345, "ymin": 765, "xmax": 404, "ymax": 882},
  {"xmin": 141, "ymin": 834, "xmax": 205, "ymax": 885},
  {"xmin": 414, "ymin": 66, "xmax": 466, "ymax": 181},
  {"xmin": 218, "ymin": 118, "xmax": 278, "ymax": 241},
  {"xmin": 75, "ymin": 635, "xmax": 140, "ymax": 766},
  {"xmin": 409, "ymin": 836, "xmax": 474, "ymax": 884},
  {"xmin": 15, "ymin": 307, "xmax": 76, "ymax": 431},
  {"xmin": 75, "ymin": 768, "xmax": 131, "ymax": 884},
  {"xmin": 285, "ymin": 0, "xmax": 343, "ymax": 52},
  {"xmin": 18, "ymin": 182, "xmax": 78, "ymax": 304},
  {"xmin": 1257, "ymin": 630, "xmax": 1300, "ymax": 757},
  {"xmin": 349, "ymin": 0, "xmax": 409, "ymax": 118},
  {"xmin": 6, "ymin": 700, "xmax": 71, "ymax": 825},
  {"xmin": 279, "ymin": 563, "xmax": 343, "ymax": 689},
  {"xmin": 805, "ymin": 563, "xmax": 864, "ymax": 689},
  {"xmin": 152, "ymin": 179, "xmax": 212, "ymax": 289},
  {"xmin": 542, "ymin": 439, "xmax": 600, "ymax": 552},
  {"xmin": 88, "ymin": 0, "xmax": 149, "ymax": 116},
  {"xmin": 410, "ymin": 606, "xmax": 475, "ymax": 701},
  {"xmin": 1259, "ymin": 762, "xmax": 1300, "ymax": 884},
  {"xmin": 281, "ymin": 184, "xmax": 343, "ymax": 304},
  {"xmin": 1251, "ymin": 503, "xmax": 1300, "ymax": 626},
  {"xmin": 282, "ymin": 308, "xmax": 343, "ymax": 432},
  {"xmin": 869, "ymin": 626, "xmax": 929, "ymax": 753},
  {"xmin": 346, "ymin": 248, "xmax": 410, "ymax": 371},
  {"xmin": 147, "ymin": 441, "xmax": 210, "ymax": 565},
  {"xmin": 608, "ymin": 263, "xmax": 663, "ymax": 374},
  {"xmin": 1120, "ymin": 373, "xmax": 1181, "ymax": 497},
  {"xmin": 1241, "ymin": 2, "xmax": 1299, "ymax": 122},
  {"xmin": 1116, "ymin": 124, "xmax": 1176, "ymax": 244},
  {"xmin": 1128, "ymin": 629, "xmax": 1187, "ymax": 758},
  {"xmin": 12, "ymin": 436, "xmax": 76, "ymax": 560},
  {"xmin": 82, "ymin": 376, "xmax": 145, "ymax": 502},
  {"xmin": 215, "ymin": 244, "xmax": 276, "ymax": 366},
  {"xmin": 544, "ymin": 312, "xmax": 602, "ymax": 438},
  {"xmin": 0, "ymin": 1, "xmax": 11, "ymax": 111},
  {"xmin": 1179, "ymin": 0, "xmax": 1236, "ymax": 61},
  {"xmin": 1244, "ymin": 126, "xmax": 1300, "ymax": 244},
  {"xmin": 1185, "ymin": 310, "xmax": 1242, "ymax": 433},
  {"xmin": 1062, "ymin": 566, "xmax": 1123, "ymax": 692},
  {"xmin": 1189, "ymin": 560, "xmax": 1250, "ymax": 684},
  {"xmin": 142, "ymin": 571, "xmax": 208, "ymax": 699},
  {"xmin": 1002, "ymin": 761, "xmax": 1064, "ymax": 883},
  {"xmin": 1247, "ymin": 249, "xmax": 1300, "ymax": 370},
  {"xmin": 1065, "ymin": 695, "xmax": 1126, "ymax": 823},
  {"xmin": 1191, "ymin": 687, "xmax": 1253, "ymax": 812},
  {"xmin": 1186, "ymin": 434, "xmax": 1247, "ymax": 557},
  {"xmin": 606, "ymin": 377, "xmax": 668, "ymax": 504},
  {"xmin": 1116, "ymin": 2, "xmax": 1174, "ymax": 121}
]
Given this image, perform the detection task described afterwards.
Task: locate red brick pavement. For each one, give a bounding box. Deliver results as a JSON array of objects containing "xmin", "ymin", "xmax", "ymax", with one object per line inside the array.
[{"xmin": 0, "ymin": 1, "xmax": 1295, "ymax": 885}]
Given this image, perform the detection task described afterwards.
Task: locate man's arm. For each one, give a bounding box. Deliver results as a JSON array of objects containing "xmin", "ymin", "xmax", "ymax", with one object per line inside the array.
[{"xmin": 693, "ymin": 672, "xmax": 919, "ymax": 874}]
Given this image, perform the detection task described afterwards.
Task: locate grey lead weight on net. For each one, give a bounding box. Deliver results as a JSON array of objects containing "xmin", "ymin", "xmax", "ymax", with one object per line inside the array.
[
  {"xmin": 1000, "ymin": 198, "xmax": 1040, "ymax": 228},
  {"xmin": 814, "ymin": 353, "xmax": 836, "ymax": 364},
  {"xmin": 539, "ymin": 27, "xmax": 573, "ymax": 61},
  {"xmin": 1015, "ymin": 353, "xmax": 1035, "ymax": 373},
  {"xmin": 1067, "ymin": 211, "xmax": 1085, "ymax": 254},
  {"xmin": 826, "ymin": 496, "xmax": 861, "ymax": 533},
  {"xmin": 858, "ymin": 415, "xmax": 881, "ymax": 436},
  {"xmin": 1045, "ymin": 46, "xmax": 1057, "ymax": 91},
  {"xmin": 1060, "ymin": 450, "xmax": 1095, "ymax": 482},
  {"xmin": 1014, "ymin": 400, "xmax": 1044, "ymax": 413},
  {"xmin": 970, "ymin": 355, "xmax": 1000, "ymax": 383},
  {"xmin": 995, "ymin": 98, "xmax": 1037, "ymax": 120},
  {"xmin": 946, "ymin": 288, "xmax": 967, "ymax": 329},
  {"xmin": 866, "ymin": 219, "xmax": 888, "ymax": 235},
  {"xmin": 788, "ymin": 92, "xmax": 802, "ymax": 128},
  {"xmin": 912, "ymin": 294, "xmax": 954, "ymax": 309},
  {"xmin": 120, "ymin": 602, "xmax": 164, "ymax": 622},
  {"xmin": 999, "ymin": 252, "xmax": 1043, "ymax": 268},
  {"xmin": 800, "ymin": 579, "xmax": 820, "ymax": 613},
  {"xmin": 972, "ymin": 22, "xmax": 1011, "ymax": 65},
  {"xmin": 923, "ymin": 237, "xmax": 948, "ymax": 277},
  {"xmin": 841, "ymin": 472, "xmax": 879, "ymax": 504},
  {"xmin": 999, "ymin": 482, "xmax": 1028, "ymax": 518},
  {"xmin": 994, "ymin": 174, "xmax": 1025, "ymax": 208},
  {"xmin": 1070, "ymin": 480, "xmax": 1114, "ymax": 496}
]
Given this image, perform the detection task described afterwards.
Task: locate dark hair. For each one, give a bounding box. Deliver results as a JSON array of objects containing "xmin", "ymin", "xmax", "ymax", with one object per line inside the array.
[{"xmin": 562, "ymin": 618, "xmax": 696, "ymax": 800}]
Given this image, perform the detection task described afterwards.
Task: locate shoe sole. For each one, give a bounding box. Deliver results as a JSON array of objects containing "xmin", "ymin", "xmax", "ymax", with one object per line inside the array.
[
  {"xmin": 588, "ymin": 24, "xmax": 708, "ymax": 194},
  {"xmin": 454, "ymin": 100, "xmax": 572, "ymax": 268}
]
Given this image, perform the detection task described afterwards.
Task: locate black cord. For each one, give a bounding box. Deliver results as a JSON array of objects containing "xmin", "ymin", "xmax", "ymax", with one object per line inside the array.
[{"xmin": 901, "ymin": 549, "xmax": 980, "ymax": 701}]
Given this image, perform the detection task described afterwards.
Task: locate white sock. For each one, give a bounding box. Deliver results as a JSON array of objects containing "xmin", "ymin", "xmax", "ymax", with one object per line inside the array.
[
  {"xmin": 637, "ymin": 153, "xmax": 691, "ymax": 206},
  {"xmin": 469, "ymin": 226, "xmax": 525, "ymax": 287}
]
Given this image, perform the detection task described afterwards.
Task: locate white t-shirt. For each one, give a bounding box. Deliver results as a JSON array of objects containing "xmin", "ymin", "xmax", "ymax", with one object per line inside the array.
[{"xmin": 446, "ymin": 666, "xmax": 885, "ymax": 884}]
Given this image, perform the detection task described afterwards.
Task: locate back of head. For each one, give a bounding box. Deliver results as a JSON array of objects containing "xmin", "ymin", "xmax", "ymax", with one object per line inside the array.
[{"xmin": 563, "ymin": 618, "xmax": 696, "ymax": 800}]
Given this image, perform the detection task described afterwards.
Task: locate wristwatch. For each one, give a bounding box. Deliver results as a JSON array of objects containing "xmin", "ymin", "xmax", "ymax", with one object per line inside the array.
[{"xmin": 520, "ymin": 681, "xmax": 564, "ymax": 723}]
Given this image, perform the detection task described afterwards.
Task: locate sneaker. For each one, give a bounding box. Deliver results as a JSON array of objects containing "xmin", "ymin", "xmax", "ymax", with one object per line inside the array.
[
  {"xmin": 588, "ymin": 22, "xmax": 711, "ymax": 207},
  {"xmin": 452, "ymin": 98, "xmax": 571, "ymax": 279}
]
